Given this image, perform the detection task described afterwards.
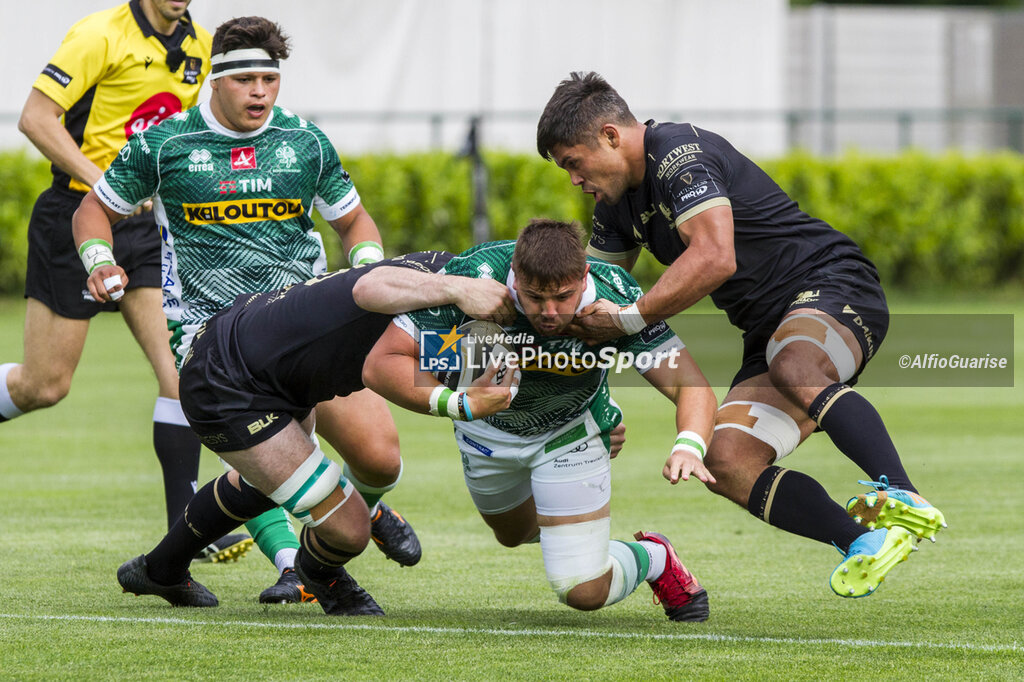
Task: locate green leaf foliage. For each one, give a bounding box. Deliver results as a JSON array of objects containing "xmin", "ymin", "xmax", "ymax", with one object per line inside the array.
[
  {"xmin": 2, "ymin": 149, "xmax": 1023, "ymax": 294},
  {"xmin": 0, "ymin": 151, "xmax": 51, "ymax": 293}
]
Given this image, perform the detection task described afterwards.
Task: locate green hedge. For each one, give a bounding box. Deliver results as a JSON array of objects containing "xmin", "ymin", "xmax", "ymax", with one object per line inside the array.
[
  {"xmin": 2, "ymin": 149, "xmax": 1023, "ymax": 295},
  {"xmin": 0, "ymin": 151, "xmax": 51, "ymax": 294}
]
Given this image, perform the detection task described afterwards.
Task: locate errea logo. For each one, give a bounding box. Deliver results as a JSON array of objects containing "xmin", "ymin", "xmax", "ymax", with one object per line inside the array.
[{"xmin": 188, "ymin": 149, "xmax": 214, "ymax": 172}]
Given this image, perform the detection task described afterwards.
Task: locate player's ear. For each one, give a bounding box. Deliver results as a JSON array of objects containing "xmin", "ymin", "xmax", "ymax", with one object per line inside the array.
[{"xmin": 601, "ymin": 124, "xmax": 620, "ymax": 148}]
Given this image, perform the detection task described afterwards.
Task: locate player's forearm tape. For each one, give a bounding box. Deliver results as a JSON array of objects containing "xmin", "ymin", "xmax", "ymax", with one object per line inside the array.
[
  {"xmin": 671, "ymin": 430, "xmax": 707, "ymax": 461},
  {"xmin": 428, "ymin": 385, "xmax": 472, "ymax": 421},
  {"xmin": 102, "ymin": 275, "xmax": 124, "ymax": 301},
  {"xmin": 617, "ymin": 302, "xmax": 648, "ymax": 335},
  {"xmin": 78, "ymin": 239, "xmax": 116, "ymax": 275},
  {"xmin": 349, "ymin": 241, "xmax": 384, "ymax": 266}
]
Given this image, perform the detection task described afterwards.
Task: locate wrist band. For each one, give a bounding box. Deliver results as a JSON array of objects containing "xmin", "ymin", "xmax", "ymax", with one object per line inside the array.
[
  {"xmin": 428, "ymin": 385, "xmax": 470, "ymax": 421},
  {"xmin": 428, "ymin": 385, "xmax": 450, "ymax": 416},
  {"xmin": 78, "ymin": 238, "xmax": 116, "ymax": 275},
  {"xmin": 671, "ymin": 430, "xmax": 707, "ymax": 461},
  {"xmin": 617, "ymin": 302, "xmax": 648, "ymax": 335},
  {"xmin": 348, "ymin": 241, "xmax": 384, "ymax": 266},
  {"xmin": 460, "ymin": 392, "xmax": 474, "ymax": 421}
]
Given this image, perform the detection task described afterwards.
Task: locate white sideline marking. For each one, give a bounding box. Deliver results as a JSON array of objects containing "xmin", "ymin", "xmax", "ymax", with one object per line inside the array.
[{"xmin": 1, "ymin": 613, "xmax": 1018, "ymax": 653}]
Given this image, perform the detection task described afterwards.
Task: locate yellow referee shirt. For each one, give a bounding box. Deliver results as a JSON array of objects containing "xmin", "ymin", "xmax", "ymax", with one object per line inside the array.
[{"xmin": 32, "ymin": 0, "xmax": 212, "ymax": 193}]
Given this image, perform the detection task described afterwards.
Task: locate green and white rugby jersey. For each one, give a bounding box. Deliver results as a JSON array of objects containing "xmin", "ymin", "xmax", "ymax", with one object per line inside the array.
[
  {"xmin": 94, "ymin": 101, "xmax": 361, "ymax": 366},
  {"xmin": 394, "ymin": 241, "xmax": 684, "ymax": 437}
]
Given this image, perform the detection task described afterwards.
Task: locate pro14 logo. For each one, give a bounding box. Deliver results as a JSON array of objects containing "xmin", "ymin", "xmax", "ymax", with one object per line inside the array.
[{"xmin": 419, "ymin": 326, "xmax": 464, "ymax": 372}]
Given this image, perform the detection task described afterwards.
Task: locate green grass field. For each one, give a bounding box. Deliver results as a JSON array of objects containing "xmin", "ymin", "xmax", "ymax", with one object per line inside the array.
[{"xmin": 0, "ymin": 294, "xmax": 1021, "ymax": 680}]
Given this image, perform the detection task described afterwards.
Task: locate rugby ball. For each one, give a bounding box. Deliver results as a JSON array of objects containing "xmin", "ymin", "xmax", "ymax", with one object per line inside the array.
[{"xmin": 436, "ymin": 320, "xmax": 511, "ymax": 390}]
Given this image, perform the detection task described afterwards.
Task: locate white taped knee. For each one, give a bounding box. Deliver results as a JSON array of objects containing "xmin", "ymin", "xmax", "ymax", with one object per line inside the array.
[
  {"xmin": 766, "ymin": 313, "xmax": 857, "ymax": 382},
  {"xmin": 715, "ymin": 401, "xmax": 801, "ymax": 461},
  {"xmin": 269, "ymin": 446, "xmax": 348, "ymax": 526},
  {"xmin": 540, "ymin": 518, "xmax": 612, "ymax": 603}
]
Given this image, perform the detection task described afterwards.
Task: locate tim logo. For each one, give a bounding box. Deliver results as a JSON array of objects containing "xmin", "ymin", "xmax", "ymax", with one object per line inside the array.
[
  {"xmin": 419, "ymin": 326, "xmax": 463, "ymax": 372},
  {"xmin": 231, "ymin": 147, "xmax": 257, "ymax": 170}
]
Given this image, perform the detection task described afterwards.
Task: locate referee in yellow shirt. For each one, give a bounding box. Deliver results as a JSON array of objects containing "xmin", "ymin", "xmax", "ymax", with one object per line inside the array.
[{"xmin": 1, "ymin": 1, "xmax": 250, "ymax": 560}]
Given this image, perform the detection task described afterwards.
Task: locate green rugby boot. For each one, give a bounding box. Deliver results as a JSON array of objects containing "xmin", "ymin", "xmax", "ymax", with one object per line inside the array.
[
  {"xmin": 846, "ymin": 475, "xmax": 947, "ymax": 542},
  {"xmin": 830, "ymin": 527, "xmax": 917, "ymax": 598}
]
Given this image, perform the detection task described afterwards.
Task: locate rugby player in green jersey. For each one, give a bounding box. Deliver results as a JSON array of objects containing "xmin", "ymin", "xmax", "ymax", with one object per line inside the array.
[
  {"xmin": 73, "ymin": 16, "xmax": 420, "ymax": 604},
  {"xmin": 364, "ymin": 220, "xmax": 718, "ymax": 621}
]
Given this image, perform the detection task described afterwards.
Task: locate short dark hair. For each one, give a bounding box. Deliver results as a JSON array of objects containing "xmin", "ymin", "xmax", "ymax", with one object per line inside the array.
[
  {"xmin": 512, "ymin": 219, "xmax": 587, "ymax": 286},
  {"xmin": 212, "ymin": 16, "xmax": 291, "ymax": 60},
  {"xmin": 536, "ymin": 71, "xmax": 637, "ymax": 160}
]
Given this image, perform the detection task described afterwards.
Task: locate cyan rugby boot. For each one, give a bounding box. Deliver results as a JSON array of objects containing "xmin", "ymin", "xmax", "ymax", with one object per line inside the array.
[
  {"xmin": 846, "ymin": 475, "xmax": 946, "ymax": 542},
  {"xmin": 829, "ymin": 527, "xmax": 916, "ymax": 598}
]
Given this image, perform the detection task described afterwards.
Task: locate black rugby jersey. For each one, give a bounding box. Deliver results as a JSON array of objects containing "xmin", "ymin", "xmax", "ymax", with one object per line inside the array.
[
  {"xmin": 204, "ymin": 252, "xmax": 453, "ymax": 409},
  {"xmin": 590, "ymin": 121, "xmax": 875, "ymax": 330}
]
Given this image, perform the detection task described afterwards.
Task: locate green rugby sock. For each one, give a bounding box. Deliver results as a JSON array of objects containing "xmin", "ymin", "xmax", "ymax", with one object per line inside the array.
[{"xmin": 245, "ymin": 507, "xmax": 300, "ymax": 564}]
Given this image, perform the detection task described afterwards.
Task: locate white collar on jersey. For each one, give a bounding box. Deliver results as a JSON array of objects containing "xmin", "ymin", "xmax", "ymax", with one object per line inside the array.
[
  {"xmin": 505, "ymin": 266, "xmax": 596, "ymax": 316},
  {"xmin": 199, "ymin": 100, "xmax": 274, "ymax": 139}
]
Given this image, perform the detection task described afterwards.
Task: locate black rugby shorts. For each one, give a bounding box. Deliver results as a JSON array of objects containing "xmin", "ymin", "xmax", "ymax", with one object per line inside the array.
[
  {"xmin": 731, "ymin": 260, "xmax": 889, "ymax": 387},
  {"xmin": 25, "ymin": 187, "xmax": 161, "ymax": 319},
  {"xmin": 178, "ymin": 317, "xmax": 312, "ymax": 453}
]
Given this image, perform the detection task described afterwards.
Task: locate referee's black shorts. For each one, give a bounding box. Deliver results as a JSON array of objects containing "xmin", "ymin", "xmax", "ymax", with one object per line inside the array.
[{"xmin": 25, "ymin": 186, "xmax": 161, "ymax": 319}]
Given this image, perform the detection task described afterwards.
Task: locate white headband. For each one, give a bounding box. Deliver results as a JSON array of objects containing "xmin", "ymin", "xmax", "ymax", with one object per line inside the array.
[{"xmin": 210, "ymin": 48, "xmax": 280, "ymax": 79}]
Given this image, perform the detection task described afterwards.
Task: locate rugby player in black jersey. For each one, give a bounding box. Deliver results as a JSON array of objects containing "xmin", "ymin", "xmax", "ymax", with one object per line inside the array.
[
  {"xmin": 117, "ymin": 253, "xmax": 517, "ymax": 614},
  {"xmin": 536, "ymin": 72, "xmax": 946, "ymax": 598}
]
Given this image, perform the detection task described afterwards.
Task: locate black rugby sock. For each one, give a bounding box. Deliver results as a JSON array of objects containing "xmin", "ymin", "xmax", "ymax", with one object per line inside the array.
[
  {"xmin": 748, "ymin": 466, "xmax": 865, "ymax": 553},
  {"xmin": 808, "ymin": 383, "xmax": 916, "ymax": 491},
  {"xmin": 297, "ymin": 527, "xmax": 359, "ymax": 580},
  {"xmin": 153, "ymin": 422, "xmax": 202, "ymax": 528},
  {"xmin": 146, "ymin": 478, "xmax": 243, "ymax": 585}
]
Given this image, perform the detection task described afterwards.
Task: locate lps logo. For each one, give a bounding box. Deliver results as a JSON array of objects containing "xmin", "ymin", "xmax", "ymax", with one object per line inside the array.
[{"xmin": 419, "ymin": 326, "xmax": 464, "ymax": 372}]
